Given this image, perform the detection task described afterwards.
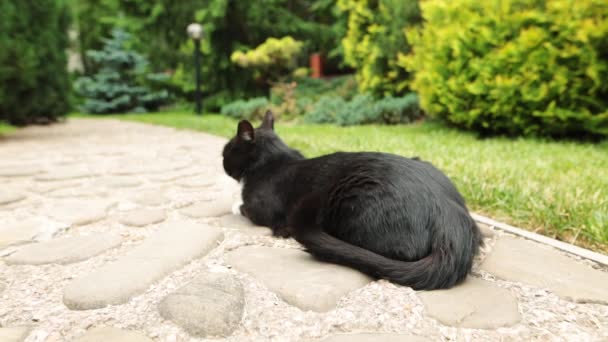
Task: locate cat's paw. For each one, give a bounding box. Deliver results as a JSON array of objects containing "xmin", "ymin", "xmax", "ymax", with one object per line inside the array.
[
  {"xmin": 272, "ymin": 227, "xmax": 292, "ymax": 239},
  {"xmin": 231, "ymin": 201, "xmax": 243, "ymax": 215}
]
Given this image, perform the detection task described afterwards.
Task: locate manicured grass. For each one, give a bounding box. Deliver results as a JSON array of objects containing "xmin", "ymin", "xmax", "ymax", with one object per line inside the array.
[
  {"xmin": 79, "ymin": 112, "xmax": 608, "ymax": 253},
  {"xmin": 0, "ymin": 122, "xmax": 15, "ymax": 136}
]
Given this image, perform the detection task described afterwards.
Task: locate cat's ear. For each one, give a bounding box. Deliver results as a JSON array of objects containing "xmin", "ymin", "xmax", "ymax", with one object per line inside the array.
[
  {"xmin": 261, "ymin": 110, "xmax": 274, "ymax": 130},
  {"xmin": 237, "ymin": 120, "xmax": 255, "ymax": 142}
]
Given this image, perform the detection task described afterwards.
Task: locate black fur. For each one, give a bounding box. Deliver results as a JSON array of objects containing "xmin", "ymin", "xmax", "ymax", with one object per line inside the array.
[{"xmin": 222, "ymin": 111, "xmax": 481, "ymax": 290}]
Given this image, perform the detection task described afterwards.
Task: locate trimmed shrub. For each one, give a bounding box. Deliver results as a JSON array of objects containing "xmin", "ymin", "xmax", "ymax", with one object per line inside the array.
[
  {"xmin": 403, "ymin": 0, "xmax": 608, "ymax": 138},
  {"xmin": 74, "ymin": 28, "xmax": 170, "ymax": 114},
  {"xmin": 0, "ymin": 0, "xmax": 71, "ymax": 126},
  {"xmin": 304, "ymin": 96, "xmax": 347, "ymax": 124},
  {"xmin": 374, "ymin": 94, "xmax": 422, "ymax": 124},
  {"xmin": 221, "ymin": 97, "xmax": 269, "ymax": 120},
  {"xmin": 338, "ymin": 0, "xmax": 421, "ymax": 97},
  {"xmin": 304, "ymin": 93, "xmax": 421, "ymax": 125}
]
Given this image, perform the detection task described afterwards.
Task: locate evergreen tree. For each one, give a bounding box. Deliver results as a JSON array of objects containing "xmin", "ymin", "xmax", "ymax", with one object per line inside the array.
[
  {"xmin": 0, "ymin": 0, "xmax": 71, "ymax": 126},
  {"xmin": 74, "ymin": 28, "xmax": 169, "ymax": 114}
]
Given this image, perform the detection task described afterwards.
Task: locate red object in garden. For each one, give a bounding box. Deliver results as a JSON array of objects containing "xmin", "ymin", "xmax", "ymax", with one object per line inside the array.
[{"xmin": 310, "ymin": 53, "xmax": 323, "ymax": 79}]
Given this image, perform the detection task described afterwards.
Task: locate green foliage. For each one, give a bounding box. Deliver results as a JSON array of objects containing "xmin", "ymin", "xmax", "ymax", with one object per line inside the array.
[
  {"xmin": 171, "ymin": 0, "xmax": 348, "ymax": 111},
  {"xmin": 403, "ymin": 0, "xmax": 608, "ymax": 138},
  {"xmin": 294, "ymin": 76, "xmax": 359, "ymax": 102},
  {"xmin": 231, "ymin": 37, "xmax": 304, "ymax": 84},
  {"xmin": 220, "ymin": 97, "xmax": 269, "ymax": 120},
  {"xmin": 74, "ymin": 29, "xmax": 169, "ymax": 114},
  {"xmin": 337, "ymin": 0, "xmax": 421, "ymax": 97},
  {"xmin": 304, "ymin": 96, "xmax": 347, "ymax": 124},
  {"xmin": 374, "ymin": 94, "xmax": 422, "ymax": 124},
  {"xmin": 0, "ymin": 0, "xmax": 71, "ymax": 126},
  {"xmin": 305, "ymin": 93, "xmax": 421, "ymax": 125}
]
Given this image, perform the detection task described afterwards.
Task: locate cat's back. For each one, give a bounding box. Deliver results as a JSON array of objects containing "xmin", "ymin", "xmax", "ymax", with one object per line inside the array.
[{"xmin": 301, "ymin": 151, "xmax": 465, "ymax": 205}]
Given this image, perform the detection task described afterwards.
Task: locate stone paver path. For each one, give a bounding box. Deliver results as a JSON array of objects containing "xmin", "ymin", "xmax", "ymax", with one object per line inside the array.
[{"xmin": 1, "ymin": 119, "xmax": 607, "ymax": 341}]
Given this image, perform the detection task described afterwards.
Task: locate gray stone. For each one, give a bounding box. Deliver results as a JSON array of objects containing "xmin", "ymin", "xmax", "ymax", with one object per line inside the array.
[
  {"xmin": 180, "ymin": 196, "xmax": 233, "ymax": 218},
  {"xmin": 63, "ymin": 221, "xmax": 223, "ymax": 310},
  {"xmin": 319, "ymin": 333, "xmax": 431, "ymax": 342},
  {"xmin": 47, "ymin": 187, "xmax": 105, "ymax": 199},
  {"xmin": 0, "ymin": 219, "xmax": 63, "ymax": 250},
  {"xmin": 46, "ymin": 199, "xmax": 113, "ymax": 226},
  {"xmin": 0, "ymin": 191, "xmax": 25, "ymax": 205},
  {"xmin": 176, "ymin": 176, "xmax": 215, "ymax": 188},
  {"xmin": 118, "ymin": 209, "xmax": 166, "ymax": 227},
  {"xmin": 218, "ymin": 214, "xmax": 272, "ymax": 236},
  {"xmin": 226, "ymin": 246, "xmax": 372, "ymax": 312},
  {"xmin": 99, "ymin": 176, "xmax": 142, "ymax": 188},
  {"xmin": 74, "ymin": 327, "xmax": 152, "ymax": 342},
  {"xmin": 132, "ymin": 190, "xmax": 168, "ymax": 206},
  {"xmin": 35, "ymin": 166, "xmax": 91, "ymax": 181},
  {"xmin": 478, "ymin": 222, "xmax": 495, "ymax": 238},
  {"xmin": 159, "ymin": 272, "xmax": 244, "ymax": 338},
  {"xmin": 0, "ymin": 165, "xmax": 42, "ymax": 177},
  {"xmin": 4, "ymin": 233, "xmax": 122, "ymax": 265},
  {"xmin": 481, "ymin": 236, "xmax": 608, "ymax": 304},
  {"xmin": 417, "ymin": 277, "xmax": 521, "ymax": 328},
  {"xmin": 0, "ymin": 327, "xmax": 31, "ymax": 342}
]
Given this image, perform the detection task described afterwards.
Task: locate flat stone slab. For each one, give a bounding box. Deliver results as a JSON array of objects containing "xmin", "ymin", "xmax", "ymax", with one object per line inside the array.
[
  {"xmin": 481, "ymin": 236, "xmax": 608, "ymax": 304},
  {"xmin": 74, "ymin": 327, "xmax": 152, "ymax": 342},
  {"xmin": 0, "ymin": 280, "xmax": 5, "ymax": 293},
  {"xmin": 0, "ymin": 327, "xmax": 31, "ymax": 342},
  {"xmin": 319, "ymin": 333, "xmax": 431, "ymax": 342},
  {"xmin": 118, "ymin": 209, "xmax": 166, "ymax": 227},
  {"xmin": 0, "ymin": 219, "xmax": 64, "ymax": 250},
  {"xmin": 226, "ymin": 246, "xmax": 372, "ymax": 312},
  {"xmin": 159, "ymin": 272, "xmax": 244, "ymax": 337},
  {"xmin": 176, "ymin": 176, "xmax": 216, "ymax": 188},
  {"xmin": 4, "ymin": 233, "xmax": 122, "ymax": 265},
  {"xmin": 46, "ymin": 199, "xmax": 114, "ymax": 226},
  {"xmin": 132, "ymin": 190, "xmax": 168, "ymax": 206},
  {"xmin": 99, "ymin": 176, "xmax": 142, "ymax": 188},
  {"xmin": 478, "ymin": 222, "xmax": 495, "ymax": 238},
  {"xmin": 218, "ymin": 214, "xmax": 272, "ymax": 236},
  {"xmin": 0, "ymin": 165, "xmax": 42, "ymax": 177},
  {"xmin": 417, "ymin": 277, "xmax": 521, "ymax": 328},
  {"xmin": 180, "ymin": 196, "xmax": 233, "ymax": 218},
  {"xmin": 63, "ymin": 221, "xmax": 224, "ymax": 310},
  {"xmin": 35, "ymin": 166, "xmax": 92, "ymax": 181},
  {"xmin": 0, "ymin": 191, "xmax": 25, "ymax": 205}
]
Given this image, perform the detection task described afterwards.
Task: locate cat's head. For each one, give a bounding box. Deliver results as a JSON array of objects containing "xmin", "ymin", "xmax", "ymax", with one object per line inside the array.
[{"xmin": 222, "ymin": 110, "xmax": 301, "ymax": 181}]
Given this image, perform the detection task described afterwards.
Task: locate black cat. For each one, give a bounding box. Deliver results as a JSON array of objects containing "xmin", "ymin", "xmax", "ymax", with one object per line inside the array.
[{"xmin": 222, "ymin": 111, "xmax": 481, "ymax": 290}]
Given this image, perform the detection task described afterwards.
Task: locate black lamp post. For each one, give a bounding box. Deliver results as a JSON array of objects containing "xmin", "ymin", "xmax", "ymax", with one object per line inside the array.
[{"xmin": 187, "ymin": 23, "xmax": 203, "ymax": 115}]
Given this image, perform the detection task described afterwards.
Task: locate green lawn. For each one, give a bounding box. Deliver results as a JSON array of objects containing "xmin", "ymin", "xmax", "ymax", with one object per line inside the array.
[
  {"xmin": 80, "ymin": 112, "xmax": 608, "ymax": 253},
  {"xmin": 0, "ymin": 122, "xmax": 15, "ymax": 136}
]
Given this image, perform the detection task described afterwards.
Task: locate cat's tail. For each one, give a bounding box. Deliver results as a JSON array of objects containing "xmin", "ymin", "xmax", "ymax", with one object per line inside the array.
[{"xmin": 291, "ymin": 201, "xmax": 480, "ymax": 290}]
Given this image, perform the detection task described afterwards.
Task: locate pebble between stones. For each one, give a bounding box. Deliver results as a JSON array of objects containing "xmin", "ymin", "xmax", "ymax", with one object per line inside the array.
[
  {"xmin": 318, "ymin": 333, "xmax": 432, "ymax": 342},
  {"xmin": 0, "ymin": 327, "xmax": 31, "ymax": 342},
  {"xmin": 226, "ymin": 246, "xmax": 372, "ymax": 312},
  {"xmin": 4, "ymin": 233, "xmax": 122, "ymax": 265},
  {"xmin": 159, "ymin": 272, "xmax": 244, "ymax": 338},
  {"xmin": 63, "ymin": 221, "xmax": 224, "ymax": 310},
  {"xmin": 74, "ymin": 327, "xmax": 153, "ymax": 342},
  {"xmin": 118, "ymin": 208, "xmax": 167, "ymax": 227},
  {"xmin": 481, "ymin": 236, "xmax": 608, "ymax": 304},
  {"xmin": 417, "ymin": 277, "xmax": 521, "ymax": 328}
]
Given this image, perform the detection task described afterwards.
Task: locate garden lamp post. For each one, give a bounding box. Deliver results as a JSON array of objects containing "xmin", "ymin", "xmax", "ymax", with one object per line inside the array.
[{"xmin": 187, "ymin": 23, "xmax": 203, "ymax": 115}]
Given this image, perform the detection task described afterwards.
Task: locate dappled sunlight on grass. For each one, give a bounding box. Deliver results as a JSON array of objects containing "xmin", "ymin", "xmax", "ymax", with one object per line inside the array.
[{"xmin": 75, "ymin": 112, "xmax": 608, "ymax": 252}]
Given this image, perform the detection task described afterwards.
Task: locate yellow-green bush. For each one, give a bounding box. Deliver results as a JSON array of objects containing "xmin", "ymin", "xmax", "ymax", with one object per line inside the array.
[
  {"xmin": 231, "ymin": 37, "xmax": 303, "ymax": 83},
  {"xmin": 338, "ymin": 0, "xmax": 421, "ymax": 97},
  {"xmin": 402, "ymin": 0, "xmax": 608, "ymax": 138}
]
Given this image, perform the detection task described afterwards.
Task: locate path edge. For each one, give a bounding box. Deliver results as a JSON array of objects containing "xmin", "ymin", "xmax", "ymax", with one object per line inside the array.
[{"xmin": 471, "ymin": 212, "xmax": 608, "ymax": 266}]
